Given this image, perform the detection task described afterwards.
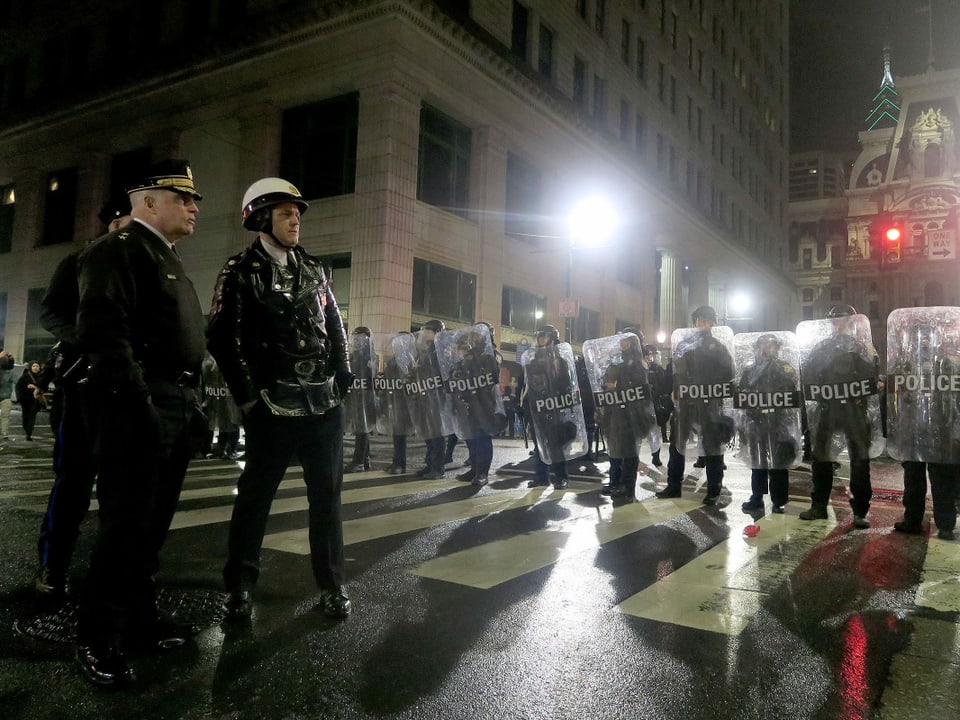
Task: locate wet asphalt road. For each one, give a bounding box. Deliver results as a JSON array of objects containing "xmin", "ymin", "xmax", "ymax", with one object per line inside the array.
[{"xmin": 1, "ymin": 418, "xmax": 959, "ymax": 720}]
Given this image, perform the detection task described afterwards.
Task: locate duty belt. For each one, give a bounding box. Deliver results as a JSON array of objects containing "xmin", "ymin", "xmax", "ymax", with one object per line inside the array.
[{"xmin": 146, "ymin": 369, "xmax": 200, "ymax": 388}]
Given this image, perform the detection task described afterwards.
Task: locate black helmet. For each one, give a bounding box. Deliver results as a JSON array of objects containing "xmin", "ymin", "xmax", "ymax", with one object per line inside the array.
[
  {"xmin": 98, "ymin": 193, "xmax": 133, "ymax": 227},
  {"xmin": 351, "ymin": 326, "xmax": 371, "ymax": 337},
  {"xmin": 620, "ymin": 326, "xmax": 645, "ymax": 346},
  {"xmin": 691, "ymin": 305, "xmax": 717, "ymax": 323},
  {"xmin": 422, "ymin": 319, "xmax": 445, "ymax": 333},
  {"xmin": 826, "ymin": 304, "xmax": 857, "ymax": 318},
  {"xmin": 535, "ymin": 325, "xmax": 560, "ymax": 343},
  {"xmin": 241, "ymin": 177, "xmax": 309, "ymax": 232},
  {"xmin": 642, "ymin": 344, "xmax": 658, "ymax": 356}
]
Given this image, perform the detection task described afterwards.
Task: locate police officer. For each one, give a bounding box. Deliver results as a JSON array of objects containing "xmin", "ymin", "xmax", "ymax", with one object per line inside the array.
[
  {"xmin": 34, "ymin": 194, "xmax": 132, "ymax": 602},
  {"xmin": 405, "ymin": 319, "xmax": 452, "ymax": 479},
  {"xmin": 522, "ymin": 325, "xmax": 575, "ymax": 490},
  {"xmin": 444, "ymin": 324, "xmax": 505, "ymax": 486},
  {"xmin": 344, "ymin": 326, "xmax": 377, "ymax": 473},
  {"xmin": 887, "ymin": 311, "xmax": 960, "ymax": 539},
  {"xmin": 378, "ymin": 331, "xmax": 415, "ymax": 474},
  {"xmin": 207, "ymin": 177, "xmax": 353, "ymax": 622},
  {"xmin": 656, "ymin": 306, "xmax": 735, "ymax": 504},
  {"xmin": 75, "ymin": 161, "xmax": 206, "ymax": 687},
  {"xmin": 737, "ymin": 333, "xmax": 802, "ymax": 514},
  {"xmin": 644, "ymin": 344, "xmax": 669, "ymax": 467},
  {"xmin": 798, "ymin": 304, "xmax": 879, "ymax": 528}
]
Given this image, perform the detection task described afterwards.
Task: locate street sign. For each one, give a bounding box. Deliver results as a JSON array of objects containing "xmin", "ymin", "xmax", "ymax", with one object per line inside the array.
[
  {"xmin": 926, "ymin": 228, "xmax": 956, "ymax": 260},
  {"xmin": 559, "ymin": 298, "xmax": 579, "ymax": 318}
]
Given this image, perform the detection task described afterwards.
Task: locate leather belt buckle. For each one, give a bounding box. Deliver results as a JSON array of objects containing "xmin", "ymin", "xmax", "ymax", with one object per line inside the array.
[{"xmin": 294, "ymin": 360, "xmax": 316, "ymax": 378}]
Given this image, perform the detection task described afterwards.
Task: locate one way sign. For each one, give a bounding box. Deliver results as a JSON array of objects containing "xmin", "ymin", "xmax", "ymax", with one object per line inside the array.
[{"xmin": 927, "ymin": 229, "xmax": 956, "ymax": 260}]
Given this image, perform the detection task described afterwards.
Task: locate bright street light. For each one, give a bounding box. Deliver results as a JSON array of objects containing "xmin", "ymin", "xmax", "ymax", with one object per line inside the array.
[
  {"xmin": 728, "ymin": 292, "xmax": 751, "ymax": 317},
  {"xmin": 567, "ymin": 195, "xmax": 619, "ymax": 248}
]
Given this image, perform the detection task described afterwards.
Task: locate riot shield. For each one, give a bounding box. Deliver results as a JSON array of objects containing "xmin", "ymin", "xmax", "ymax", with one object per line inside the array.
[
  {"xmin": 400, "ymin": 329, "xmax": 455, "ymax": 441},
  {"xmin": 374, "ymin": 333, "xmax": 416, "ymax": 437},
  {"xmin": 797, "ymin": 314, "xmax": 884, "ymax": 461},
  {"xmin": 345, "ymin": 332, "xmax": 377, "ymax": 435},
  {"xmin": 521, "ymin": 342, "xmax": 587, "ymax": 464},
  {"xmin": 671, "ymin": 325, "xmax": 736, "ymax": 458},
  {"xmin": 581, "ymin": 333, "xmax": 660, "ymax": 458},
  {"xmin": 732, "ymin": 332, "xmax": 802, "ymax": 470},
  {"xmin": 886, "ymin": 307, "xmax": 960, "ymax": 463},
  {"xmin": 436, "ymin": 324, "xmax": 506, "ymax": 440}
]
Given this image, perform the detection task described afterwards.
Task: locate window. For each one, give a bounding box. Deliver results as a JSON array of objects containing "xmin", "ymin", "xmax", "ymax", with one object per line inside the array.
[
  {"xmin": 657, "ymin": 62, "xmax": 665, "ymax": 102},
  {"xmin": 42, "ymin": 168, "xmax": 78, "ymax": 246},
  {"xmin": 619, "ymin": 99, "xmax": 631, "ymax": 140},
  {"xmin": 573, "ymin": 56, "xmax": 587, "ymax": 108},
  {"xmin": 802, "ymin": 306, "xmax": 814, "ymax": 321},
  {"xmin": 868, "ymin": 300, "xmax": 880, "ymax": 321},
  {"xmin": 412, "ymin": 259, "xmax": 476, "ymax": 324},
  {"xmin": 316, "ymin": 253, "xmax": 352, "ymax": 320},
  {"xmin": 511, "ymin": 1, "xmax": 529, "ymax": 60},
  {"xmin": 801, "ymin": 288, "xmax": 814, "ymax": 303},
  {"xmin": 802, "ymin": 248, "xmax": 812, "ymax": 269},
  {"xmin": 595, "ymin": 0, "xmax": 606, "ymax": 34},
  {"xmin": 501, "ymin": 285, "xmax": 546, "ymax": 333},
  {"xmin": 574, "ymin": 306, "xmax": 600, "ymax": 343},
  {"xmin": 830, "ymin": 287, "xmax": 842, "ymax": 302},
  {"xmin": 0, "ymin": 184, "xmax": 14, "ymax": 254},
  {"xmin": 593, "ymin": 75, "xmax": 606, "ymax": 122},
  {"xmin": 621, "ymin": 20, "xmax": 631, "ymax": 64},
  {"xmin": 417, "ymin": 104, "xmax": 471, "ymax": 217},
  {"xmin": 505, "ymin": 153, "xmax": 541, "ymax": 243},
  {"xmin": 538, "ymin": 24, "xmax": 554, "ymax": 78},
  {"xmin": 24, "ymin": 288, "xmax": 55, "ymax": 365},
  {"xmin": 635, "ymin": 114, "xmax": 645, "ymax": 153},
  {"xmin": 576, "ymin": 0, "xmax": 586, "ymax": 19},
  {"xmin": 636, "ymin": 37, "xmax": 646, "ymax": 82},
  {"xmin": 281, "ymin": 93, "xmax": 358, "ymax": 200}
]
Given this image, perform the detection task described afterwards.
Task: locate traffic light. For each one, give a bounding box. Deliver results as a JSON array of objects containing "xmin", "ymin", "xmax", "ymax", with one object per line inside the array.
[
  {"xmin": 881, "ymin": 222, "xmax": 902, "ymax": 264},
  {"xmin": 868, "ymin": 214, "xmax": 903, "ymax": 265}
]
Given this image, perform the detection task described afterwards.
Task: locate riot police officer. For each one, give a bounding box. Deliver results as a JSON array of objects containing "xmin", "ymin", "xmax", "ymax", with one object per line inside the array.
[
  {"xmin": 657, "ymin": 306, "xmax": 735, "ymax": 504},
  {"xmin": 208, "ymin": 177, "xmax": 353, "ymax": 621},
  {"xmin": 407, "ymin": 319, "xmax": 453, "ymax": 479},
  {"xmin": 887, "ymin": 308, "xmax": 960, "ymax": 539},
  {"xmin": 736, "ymin": 333, "xmax": 802, "ymax": 514},
  {"xmin": 344, "ymin": 326, "xmax": 377, "ymax": 473},
  {"xmin": 644, "ymin": 344, "xmax": 669, "ymax": 467},
  {"xmin": 521, "ymin": 325, "xmax": 586, "ymax": 489},
  {"xmin": 798, "ymin": 304, "xmax": 882, "ymax": 528}
]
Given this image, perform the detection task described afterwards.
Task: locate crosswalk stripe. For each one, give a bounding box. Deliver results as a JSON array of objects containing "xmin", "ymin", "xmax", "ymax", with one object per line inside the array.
[
  {"xmin": 169, "ymin": 476, "xmax": 470, "ymax": 530},
  {"xmin": 260, "ymin": 480, "xmax": 597, "ymax": 553},
  {"xmin": 616, "ymin": 510, "xmax": 839, "ymax": 634},
  {"xmin": 411, "ymin": 495, "xmax": 703, "ymax": 588},
  {"xmin": 913, "ymin": 533, "xmax": 960, "ymax": 612}
]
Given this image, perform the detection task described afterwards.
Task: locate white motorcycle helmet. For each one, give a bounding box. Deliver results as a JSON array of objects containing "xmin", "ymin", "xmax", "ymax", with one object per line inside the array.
[{"xmin": 240, "ymin": 177, "xmax": 309, "ymax": 233}]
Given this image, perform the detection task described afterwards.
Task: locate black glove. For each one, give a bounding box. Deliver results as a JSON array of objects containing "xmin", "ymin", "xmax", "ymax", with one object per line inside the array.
[{"xmin": 335, "ymin": 370, "xmax": 356, "ymax": 397}]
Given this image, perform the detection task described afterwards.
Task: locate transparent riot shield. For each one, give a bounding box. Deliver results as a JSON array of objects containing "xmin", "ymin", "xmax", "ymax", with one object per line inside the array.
[
  {"xmin": 521, "ymin": 342, "xmax": 587, "ymax": 464},
  {"xmin": 886, "ymin": 307, "xmax": 960, "ymax": 463},
  {"xmin": 732, "ymin": 331, "xmax": 802, "ymax": 470},
  {"xmin": 436, "ymin": 324, "xmax": 505, "ymax": 440},
  {"xmin": 345, "ymin": 332, "xmax": 377, "ymax": 435},
  {"xmin": 797, "ymin": 314, "xmax": 884, "ymax": 461},
  {"xmin": 671, "ymin": 325, "xmax": 736, "ymax": 458},
  {"xmin": 399, "ymin": 329, "xmax": 455, "ymax": 441},
  {"xmin": 375, "ymin": 333, "xmax": 416, "ymax": 437},
  {"xmin": 581, "ymin": 333, "xmax": 661, "ymax": 458}
]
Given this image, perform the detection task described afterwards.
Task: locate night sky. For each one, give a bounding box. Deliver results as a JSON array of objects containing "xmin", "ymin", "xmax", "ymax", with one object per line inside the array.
[{"xmin": 790, "ymin": 0, "xmax": 960, "ymax": 153}]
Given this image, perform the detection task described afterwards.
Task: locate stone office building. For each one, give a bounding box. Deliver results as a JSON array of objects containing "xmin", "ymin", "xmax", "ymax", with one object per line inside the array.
[{"xmin": 0, "ymin": 0, "xmax": 793, "ymax": 365}]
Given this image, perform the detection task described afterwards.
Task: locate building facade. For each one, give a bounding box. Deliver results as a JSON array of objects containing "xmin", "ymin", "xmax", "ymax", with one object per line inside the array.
[
  {"xmin": 0, "ymin": 0, "xmax": 793, "ymax": 364},
  {"xmin": 789, "ymin": 58, "xmax": 960, "ymax": 362}
]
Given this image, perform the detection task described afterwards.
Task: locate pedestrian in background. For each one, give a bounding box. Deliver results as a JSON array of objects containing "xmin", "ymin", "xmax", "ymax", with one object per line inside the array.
[
  {"xmin": 208, "ymin": 177, "xmax": 353, "ymax": 622},
  {"xmin": 16, "ymin": 361, "xmax": 43, "ymax": 441},
  {"xmin": 75, "ymin": 160, "xmax": 206, "ymax": 687},
  {"xmin": 0, "ymin": 349, "xmax": 14, "ymax": 440}
]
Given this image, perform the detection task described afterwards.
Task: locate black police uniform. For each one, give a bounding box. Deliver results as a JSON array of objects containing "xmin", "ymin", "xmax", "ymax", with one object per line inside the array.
[
  {"xmin": 76, "ymin": 219, "xmax": 206, "ymax": 660},
  {"xmin": 738, "ymin": 354, "xmax": 800, "ymax": 511},
  {"xmin": 523, "ymin": 343, "xmax": 572, "ymax": 488},
  {"xmin": 449, "ymin": 338, "xmax": 503, "ymax": 483},
  {"xmin": 35, "ymin": 250, "xmax": 98, "ymax": 595},
  {"xmin": 601, "ymin": 343, "xmax": 655, "ymax": 497},
  {"xmin": 802, "ymin": 333, "xmax": 875, "ymax": 518},
  {"xmin": 207, "ymin": 238, "xmax": 351, "ymax": 604}
]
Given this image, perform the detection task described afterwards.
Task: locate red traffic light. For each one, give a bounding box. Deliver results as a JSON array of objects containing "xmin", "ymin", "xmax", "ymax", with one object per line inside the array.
[{"xmin": 884, "ymin": 226, "xmax": 902, "ymax": 243}]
